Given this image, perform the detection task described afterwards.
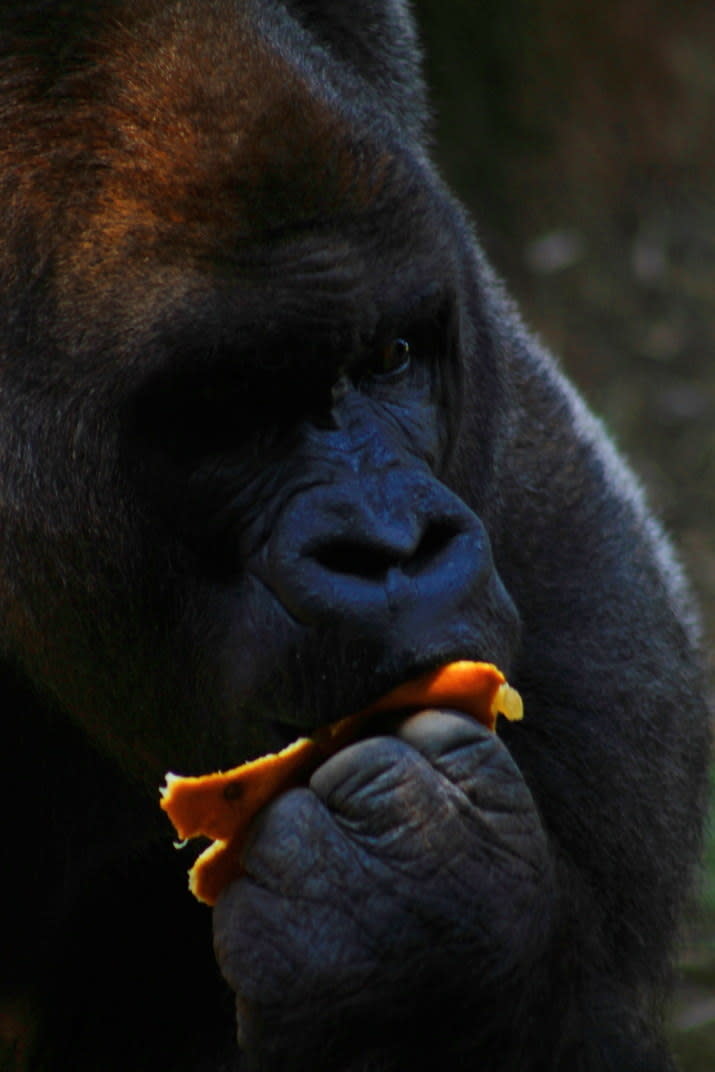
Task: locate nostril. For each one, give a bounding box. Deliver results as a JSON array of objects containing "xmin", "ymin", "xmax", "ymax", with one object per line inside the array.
[
  {"xmin": 312, "ymin": 520, "xmax": 461, "ymax": 583},
  {"xmin": 313, "ymin": 540, "xmax": 394, "ymax": 581},
  {"xmin": 403, "ymin": 520, "xmax": 458, "ymax": 577}
]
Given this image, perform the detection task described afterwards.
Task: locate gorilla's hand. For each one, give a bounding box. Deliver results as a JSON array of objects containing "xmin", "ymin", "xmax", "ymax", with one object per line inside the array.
[{"xmin": 213, "ymin": 712, "xmax": 554, "ymax": 1071}]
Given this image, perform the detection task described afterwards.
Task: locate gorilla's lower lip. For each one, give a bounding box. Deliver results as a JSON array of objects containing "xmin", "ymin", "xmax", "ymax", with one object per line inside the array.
[{"xmin": 161, "ymin": 662, "xmax": 523, "ymax": 905}]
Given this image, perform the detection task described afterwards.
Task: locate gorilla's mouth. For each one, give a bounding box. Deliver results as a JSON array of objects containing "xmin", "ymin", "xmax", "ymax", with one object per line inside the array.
[{"xmin": 162, "ymin": 661, "xmax": 523, "ymax": 905}]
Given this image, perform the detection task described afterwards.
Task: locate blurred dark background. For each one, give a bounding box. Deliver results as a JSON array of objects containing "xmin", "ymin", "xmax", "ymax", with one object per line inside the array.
[{"xmin": 413, "ymin": 0, "xmax": 715, "ymax": 1065}]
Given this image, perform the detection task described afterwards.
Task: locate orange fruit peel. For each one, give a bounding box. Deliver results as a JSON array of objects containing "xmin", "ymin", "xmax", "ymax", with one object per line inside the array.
[{"xmin": 160, "ymin": 660, "xmax": 523, "ymax": 905}]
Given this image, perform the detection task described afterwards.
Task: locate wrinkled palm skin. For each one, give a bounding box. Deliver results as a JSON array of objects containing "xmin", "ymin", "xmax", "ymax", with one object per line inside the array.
[{"xmin": 0, "ymin": 2, "xmax": 709, "ymax": 1071}]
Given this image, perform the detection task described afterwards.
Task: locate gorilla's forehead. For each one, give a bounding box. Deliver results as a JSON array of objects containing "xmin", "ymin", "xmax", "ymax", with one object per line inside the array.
[{"xmin": 57, "ymin": 1, "xmax": 436, "ymax": 278}]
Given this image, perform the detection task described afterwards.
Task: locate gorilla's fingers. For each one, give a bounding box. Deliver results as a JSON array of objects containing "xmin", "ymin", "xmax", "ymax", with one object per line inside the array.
[
  {"xmin": 238, "ymin": 787, "xmax": 336, "ymax": 890},
  {"xmin": 397, "ymin": 710, "xmax": 549, "ymax": 879},
  {"xmin": 397, "ymin": 707, "xmax": 494, "ymax": 763},
  {"xmin": 310, "ymin": 711, "xmax": 532, "ymax": 827},
  {"xmin": 308, "ymin": 723, "xmax": 545, "ymax": 889},
  {"xmin": 308, "ymin": 735, "xmax": 449, "ymax": 837},
  {"xmin": 395, "ymin": 709, "xmax": 534, "ymax": 812}
]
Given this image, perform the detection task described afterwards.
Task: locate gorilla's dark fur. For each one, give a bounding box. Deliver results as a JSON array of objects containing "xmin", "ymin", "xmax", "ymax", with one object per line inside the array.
[{"xmin": 0, "ymin": 2, "xmax": 709, "ymax": 1070}]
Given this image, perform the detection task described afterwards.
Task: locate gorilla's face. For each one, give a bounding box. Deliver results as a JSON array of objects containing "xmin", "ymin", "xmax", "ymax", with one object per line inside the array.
[
  {"xmin": 2, "ymin": 8, "xmax": 707, "ymax": 1072},
  {"xmin": 0, "ymin": 9, "xmax": 519, "ymax": 783},
  {"xmin": 138, "ymin": 278, "xmax": 519, "ymax": 745}
]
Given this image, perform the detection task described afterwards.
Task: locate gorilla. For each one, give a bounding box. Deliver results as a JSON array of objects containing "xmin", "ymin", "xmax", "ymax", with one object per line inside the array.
[{"xmin": 0, "ymin": 2, "xmax": 710, "ymax": 1070}]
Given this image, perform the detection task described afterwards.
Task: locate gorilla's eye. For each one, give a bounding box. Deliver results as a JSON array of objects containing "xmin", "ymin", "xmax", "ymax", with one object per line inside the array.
[{"xmin": 372, "ymin": 338, "xmax": 411, "ymax": 380}]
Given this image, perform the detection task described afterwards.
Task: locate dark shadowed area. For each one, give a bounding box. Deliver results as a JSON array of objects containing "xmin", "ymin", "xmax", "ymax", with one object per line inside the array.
[{"xmin": 414, "ymin": 0, "xmax": 715, "ymax": 1064}]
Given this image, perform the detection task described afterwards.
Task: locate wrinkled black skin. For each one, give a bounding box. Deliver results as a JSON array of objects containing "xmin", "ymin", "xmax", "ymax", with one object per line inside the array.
[{"xmin": 0, "ymin": 2, "xmax": 710, "ymax": 1071}]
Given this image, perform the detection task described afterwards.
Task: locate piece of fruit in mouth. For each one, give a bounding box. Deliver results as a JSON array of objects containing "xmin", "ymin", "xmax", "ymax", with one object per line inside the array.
[{"xmin": 160, "ymin": 660, "xmax": 523, "ymax": 905}]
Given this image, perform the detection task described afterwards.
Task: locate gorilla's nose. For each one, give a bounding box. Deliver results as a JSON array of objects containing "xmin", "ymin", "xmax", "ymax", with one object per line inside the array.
[
  {"xmin": 260, "ymin": 472, "xmax": 494, "ymax": 642},
  {"xmin": 311, "ymin": 514, "xmax": 455, "ymax": 583}
]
